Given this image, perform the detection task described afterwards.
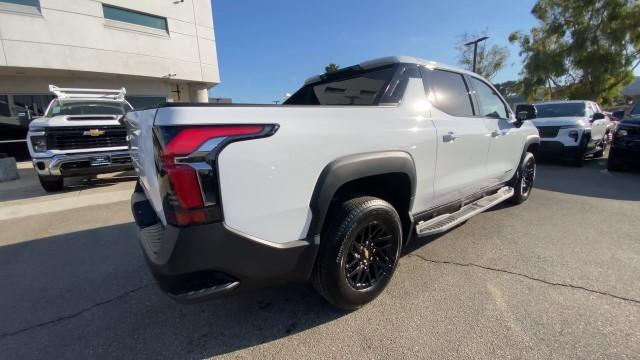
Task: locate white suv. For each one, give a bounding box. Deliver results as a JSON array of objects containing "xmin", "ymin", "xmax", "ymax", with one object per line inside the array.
[
  {"xmin": 528, "ymin": 100, "xmax": 611, "ymax": 166},
  {"xmin": 125, "ymin": 56, "xmax": 540, "ymax": 309}
]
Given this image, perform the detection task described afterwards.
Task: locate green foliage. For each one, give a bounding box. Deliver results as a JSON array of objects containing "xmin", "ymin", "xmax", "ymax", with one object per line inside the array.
[
  {"xmin": 456, "ymin": 30, "xmax": 509, "ymax": 80},
  {"xmin": 324, "ymin": 63, "xmax": 340, "ymax": 73},
  {"xmin": 510, "ymin": 0, "xmax": 640, "ymax": 106},
  {"xmin": 494, "ymin": 80, "xmax": 521, "ymax": 98}
]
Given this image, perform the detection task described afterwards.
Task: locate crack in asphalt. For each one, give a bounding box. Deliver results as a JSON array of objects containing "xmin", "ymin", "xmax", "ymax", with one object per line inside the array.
[
  {"xmin": 0, "ymin": 282, "xmax": 153, "ymax": 340},
  {"xmin": 406, "ymin": 253, "xmax": 640, "ymax": 306}
]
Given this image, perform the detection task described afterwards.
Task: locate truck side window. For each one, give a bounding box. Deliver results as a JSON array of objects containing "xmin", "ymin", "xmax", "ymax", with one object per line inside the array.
[
  {"xmin": 469, "ymin": 77, "xmax": 508, "ymax": 119},
  {"xmin": 425, "ymin": 69, "xmax": 474, "ymax": 116}
]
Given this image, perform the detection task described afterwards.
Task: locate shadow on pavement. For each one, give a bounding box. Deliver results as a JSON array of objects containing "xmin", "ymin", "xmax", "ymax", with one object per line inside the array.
[
  {"xmin": 0, "ymin": 222, "xmax": 344, "ymax": 359},
  {"xmin": 0, "ymin": 167, "xmax": 137, "ymax": 203},
  {"xmin": 535, "ymin": 156, "xmax": 640, "ymax": 201}
]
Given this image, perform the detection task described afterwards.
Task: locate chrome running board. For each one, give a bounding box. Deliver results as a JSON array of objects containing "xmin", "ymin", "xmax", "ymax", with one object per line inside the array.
[{"xmin": 416, "ymin": 186, "xmax": 514, "ymax": 237}]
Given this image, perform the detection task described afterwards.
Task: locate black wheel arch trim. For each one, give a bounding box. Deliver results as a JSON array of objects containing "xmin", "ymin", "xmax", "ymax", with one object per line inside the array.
[
  {"xmin": 306, "ymin": 151, "xmax": 417, "ymax": 240},
  {"xmin": 521, "ymin": 135, "xmax": 540, "ymax": 160}
]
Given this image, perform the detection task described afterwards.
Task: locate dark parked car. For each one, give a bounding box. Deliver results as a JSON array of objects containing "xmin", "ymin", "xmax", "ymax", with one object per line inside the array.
[{"xmin": 608, "ymin": 102, "xmax": 640, "ymax": 171}]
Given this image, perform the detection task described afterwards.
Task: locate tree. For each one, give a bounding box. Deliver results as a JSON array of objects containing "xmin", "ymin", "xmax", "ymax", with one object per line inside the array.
[
  {"xmin": 494, "ymin": 80, "xmax": 521, "ymax": 98},
  {"xmin": 456, "ymin": 30, "xmax": 509, "ymax": 80},
  {"xmin": 510, "ymin": 0, "xmax": 640, "ymax": 106},
  {"xmin": 324, "ymin": 63, "xmax": 340, "ymax": 73}
]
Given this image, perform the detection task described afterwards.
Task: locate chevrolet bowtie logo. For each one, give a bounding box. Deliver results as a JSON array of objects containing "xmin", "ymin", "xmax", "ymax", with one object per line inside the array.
[{"xmin": 83, "ymin": 129, "xmax": 105, "ymax": 137}]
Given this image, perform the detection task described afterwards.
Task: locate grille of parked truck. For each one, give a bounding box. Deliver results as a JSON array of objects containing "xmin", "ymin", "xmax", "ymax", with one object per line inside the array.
[
  {"xmin": 125, "ymin": 56, "xmax": 540, "ymax": 309},
  {"xmin": 26, "ymin": 85, "xmax": 134, "ymax": 191}
]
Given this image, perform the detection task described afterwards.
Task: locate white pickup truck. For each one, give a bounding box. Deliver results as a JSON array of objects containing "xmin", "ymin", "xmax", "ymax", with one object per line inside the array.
[
  {"xmin": 126, "ymin": 56, "xmax": 540, "ymax": 309},
  {"xmin": 27, "ymin": 86, "xmax": 133, "ymax": 191}
]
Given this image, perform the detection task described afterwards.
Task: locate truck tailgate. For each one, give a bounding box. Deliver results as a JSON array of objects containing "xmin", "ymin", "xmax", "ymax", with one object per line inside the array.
[{"xmin": 125, "ymin": 109, "xmax": 166, "ymax": 225}]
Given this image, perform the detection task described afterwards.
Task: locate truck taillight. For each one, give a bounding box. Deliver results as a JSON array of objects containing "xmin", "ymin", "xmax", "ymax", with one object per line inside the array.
[{"xmin": 155, "ymin": 125, "xmax": 277, "ymax": 226}]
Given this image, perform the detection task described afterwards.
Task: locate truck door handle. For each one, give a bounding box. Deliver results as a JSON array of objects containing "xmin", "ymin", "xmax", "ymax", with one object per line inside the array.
[
  {"xmin": 491, "ymin": 130, "xmax": 502, "ymax": 137},
  {"xmin": 443, "ymin": 132, "xmax": 456, "ymax": 142}
]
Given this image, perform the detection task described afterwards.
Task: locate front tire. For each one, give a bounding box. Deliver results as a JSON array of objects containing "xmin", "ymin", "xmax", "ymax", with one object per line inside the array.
[
  {"xmin": 508, "ymin": 152, "xmax": 536, "ymax": 205},
  {"xmin": 570, "ymin": 149, "xmax": 586, "ymax": 167},
  {"xmin": 38, "ymin": 175, "xmax": 64, "ymax": 192},
  {"xmin": 607, "ymin": 149, "xmax": 624, "ymax": 172},
  {"xmin": 312, "ymin": 196, "xmax": 402, "ymax": 310}
]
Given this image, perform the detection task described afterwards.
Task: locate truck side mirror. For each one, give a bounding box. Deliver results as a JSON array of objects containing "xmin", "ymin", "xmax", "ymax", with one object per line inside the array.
[
  {"xmin": 592, "ymin": 112, "xmax": 605, "ymax": 121},
  {"xmin": 515, "ymin": 104, "xmax": 537, "ymax": 122}
]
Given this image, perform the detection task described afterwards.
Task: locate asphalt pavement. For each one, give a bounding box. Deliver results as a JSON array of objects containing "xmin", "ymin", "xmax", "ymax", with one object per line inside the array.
[{"xmin": 0, "ymin": 157, "xmax": 639, "ymax": 359}]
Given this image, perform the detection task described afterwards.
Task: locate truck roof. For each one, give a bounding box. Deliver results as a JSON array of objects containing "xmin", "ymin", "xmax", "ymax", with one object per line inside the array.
[{"xmin": 304, "ymin": 56, "xmax": 478, "ymax": 85}]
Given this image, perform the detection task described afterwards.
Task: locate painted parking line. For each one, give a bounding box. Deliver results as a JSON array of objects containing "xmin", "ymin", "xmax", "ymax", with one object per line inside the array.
[{"xmin": 0, "ymin": 189, "xmax": 132, "ymax": 221}]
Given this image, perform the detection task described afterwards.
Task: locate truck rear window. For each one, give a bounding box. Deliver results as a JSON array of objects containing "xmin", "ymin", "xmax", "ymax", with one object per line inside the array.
[{"xmin": 285, "ymin": 66, "xmax": 396, "ymax": 106}]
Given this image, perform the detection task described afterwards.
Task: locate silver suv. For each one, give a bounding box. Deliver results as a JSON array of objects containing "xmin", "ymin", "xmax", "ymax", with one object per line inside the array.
[{"xmin": 529, "ymin": 100, "xmax": 611, "ymax": 166}]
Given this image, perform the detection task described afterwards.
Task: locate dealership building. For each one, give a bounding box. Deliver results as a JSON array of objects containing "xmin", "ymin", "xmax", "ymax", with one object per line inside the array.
[{"xmin": 0, "ymin": 0, "xmax": 220, "ymax": 156}]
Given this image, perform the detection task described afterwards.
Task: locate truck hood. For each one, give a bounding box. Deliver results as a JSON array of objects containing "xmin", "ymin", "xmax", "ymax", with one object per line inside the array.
[
  {"xmin": 30, "ymin": 114, "xmax": 123, "ymax": 128},
  {"xmin": 531, "ymin": 117, "xmax": 588, "ymax": 128}
]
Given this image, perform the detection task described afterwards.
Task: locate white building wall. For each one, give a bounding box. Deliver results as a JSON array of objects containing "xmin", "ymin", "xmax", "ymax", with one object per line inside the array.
[{"xmin": 0, "ymin": 0, "xmax": 219, "ymax": 99}]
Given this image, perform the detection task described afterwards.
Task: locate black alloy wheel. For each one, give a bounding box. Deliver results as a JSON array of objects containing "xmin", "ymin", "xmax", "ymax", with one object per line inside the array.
[
  {"xmin": 509, "ymin": 152, "xmax": 535, "ymax": 204},
  {"xmin": 520, "ymin": 155, "xmax": 536, "ymax": 197},
  {"xmin": 312, "ymin": 196, "xmax": 402, "ymax": 310},
  {"xmin": 344, "ymin": 221, "xmax": 396, "ymax": 291}
]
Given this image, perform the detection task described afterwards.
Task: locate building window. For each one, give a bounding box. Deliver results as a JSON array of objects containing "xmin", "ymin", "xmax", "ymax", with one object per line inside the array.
[
  {"xmin": 102, "ymin": 4, "xmax": 168, "ymax": 31},
  {"xmin": 0, "ymin": 0, "xmax": 39, "ymax": 7}
]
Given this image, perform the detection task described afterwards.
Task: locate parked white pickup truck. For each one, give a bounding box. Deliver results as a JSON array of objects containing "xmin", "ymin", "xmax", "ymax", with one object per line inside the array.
[
  {"xmin": 126, "ymin": 56, "xmax": 540, "ymax": 309},
  {"xmin": 27, "ymin": 86, "xmax": 134, "ymax": 191}
]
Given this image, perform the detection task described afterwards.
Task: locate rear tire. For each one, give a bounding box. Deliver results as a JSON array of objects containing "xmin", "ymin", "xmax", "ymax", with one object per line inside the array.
[
  {"xmin": 38, "ymin": 175, "xmax": 64, "ymax": 192},
  {"xmin": 312, "ymin": 196, "xmax": 402, "ymax": 310},
  {"xmin": 508, "ymin": 152, "xmax": 535, "ymax": 205}
]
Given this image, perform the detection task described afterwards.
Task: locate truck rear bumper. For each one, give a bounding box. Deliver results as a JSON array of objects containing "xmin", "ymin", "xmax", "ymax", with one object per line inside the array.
[
  {"xmin": 131, "ymin": 187, "xmax": 319, "ymax": 303},
  {"xmin": 32, "ymin": 151, "xmax": 132, "ymax": 176}
]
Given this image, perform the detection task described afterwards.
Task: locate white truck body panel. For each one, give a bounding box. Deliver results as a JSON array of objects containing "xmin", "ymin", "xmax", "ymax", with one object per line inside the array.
[{"xmin": 128, "ymin": 68, "xmax": 537, "ymax": 244}]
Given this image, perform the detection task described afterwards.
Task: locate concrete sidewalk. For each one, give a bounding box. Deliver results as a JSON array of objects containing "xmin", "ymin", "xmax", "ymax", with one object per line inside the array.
[{"xmin": 0, "ymin": 162, "xmax": 136, "ymax": 221}]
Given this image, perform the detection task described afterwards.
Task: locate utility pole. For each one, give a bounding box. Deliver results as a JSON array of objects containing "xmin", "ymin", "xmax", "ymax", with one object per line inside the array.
[{"xmin": 464, "ymin": 36, "xmax": 489, "ymax": 73}]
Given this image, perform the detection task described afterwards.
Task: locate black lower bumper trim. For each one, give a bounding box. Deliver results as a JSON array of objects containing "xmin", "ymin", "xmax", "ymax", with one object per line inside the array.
[
  {"xmin": 131, "ymin": 188, "xmax": 319, "ymax": 303},
  {"xmin": 538, "ymin": 141, "xmax": 584, "ymax": 159}
]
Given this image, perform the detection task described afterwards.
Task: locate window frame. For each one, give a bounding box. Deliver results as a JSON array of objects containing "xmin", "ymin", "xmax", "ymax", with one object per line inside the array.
[
  {"xmin": 466, "ymin": 75, "xmax": 511, "ymax": 120},
  {"xmin": 420, "ymin": 67, "xmax": 476, "ymax": 117},
  {"xmin": 102, "ymin": 4, "xmax": 169, "ymax": 35},
  {"xmin": 0, "ymin": 0, "xmax": 41, "ymax": 16},
  {"xmin": 284, "ymin": 64, "xmax": 403, "ymax": 106}
]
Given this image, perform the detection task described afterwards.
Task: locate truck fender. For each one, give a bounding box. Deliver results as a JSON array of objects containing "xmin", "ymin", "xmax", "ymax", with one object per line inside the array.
[
  {"xmin": 306, "ymin": 151, "xmax": 416, "ymax": 239},
  {"xmin": 521, "ymin": 134, "xmax": 540, "ymax": 161}
]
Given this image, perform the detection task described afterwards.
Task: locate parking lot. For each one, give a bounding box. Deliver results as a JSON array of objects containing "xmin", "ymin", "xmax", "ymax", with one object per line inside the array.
[{"xmin": 1, "ymin": 156, "xmax": 639, "ymax": 359}]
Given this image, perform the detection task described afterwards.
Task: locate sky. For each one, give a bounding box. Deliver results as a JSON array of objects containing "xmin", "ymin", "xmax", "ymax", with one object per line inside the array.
[{"xmin": 208, "ymin": 0, "xmax": 540, "ymax": 103}]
